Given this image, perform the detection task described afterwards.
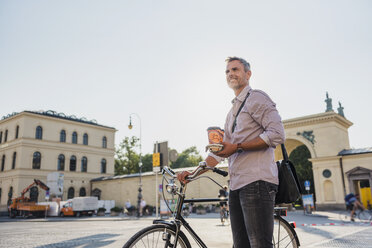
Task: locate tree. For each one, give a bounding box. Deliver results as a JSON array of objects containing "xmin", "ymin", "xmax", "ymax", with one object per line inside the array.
[
  {"xmin": 170, "ymin": 146, "xmax": 203, "ymax": 169},
  {"xmin": 115, "ymin": 137, "xmax": 140, "ymax": 175},
  {"xmin": 115, "ymin": 136, "xmax": 153, "ymax": 175},
  {"xmin": 289, "ymin": 145, "xmax": 316, "ymax": 202}
]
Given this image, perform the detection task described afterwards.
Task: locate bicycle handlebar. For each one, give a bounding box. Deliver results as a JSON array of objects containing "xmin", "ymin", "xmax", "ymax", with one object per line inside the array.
[{"xmin": 162, "ymin": 161, "xmax": 228, "ymax": 181}]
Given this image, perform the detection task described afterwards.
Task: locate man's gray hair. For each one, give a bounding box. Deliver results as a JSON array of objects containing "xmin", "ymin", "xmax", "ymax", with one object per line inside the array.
[{"xmin": 225, "ymin": 56, "xmax": 251, "ymax": 72}]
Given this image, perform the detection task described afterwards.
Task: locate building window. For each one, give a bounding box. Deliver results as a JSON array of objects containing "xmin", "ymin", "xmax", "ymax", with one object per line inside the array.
[
  {"xmin": 30, "ymin": 186, "xmax": 39, "ymax": 202},
  {"xmin": 102, "ymin": 136, "xmax": 107, "ymax": 148},
  {"xmin": 35, "ymin": 126, "xmax": 42, "ymax": 139},
  {"xmin": 81, "ymin": 157, "xmax": 87, "ymax": 172},
  {"xmin": 32, "ymin": 152, "xmax": 41, "ymax": 169},
  {"xmin": 15, "ymin": 126, "xmax": 19, "ymax": 139},
  {"xmin": 72, "ymin": 132, "xmax": 78, "ymax": 144},
  {"xmin": 4, "ymin": 130, "xmax": 8, "ymax": 142},
  {"xmin": 101, "ymin": 158, "xmax": 107, "ymax": 174},
  {"xmin": 1, "ymin": 155, "xmax": 5, "ymax": 171},
  {"xmin": 70, "ymin": 155, "xmax": 76, "ymax": 171},
  {"xmin": 60, "ymin": 130, "xmax": 66, "ymax": 142},
  {"xmin": 0, "ymin": 131, "xmax": 2, "ymax": 143},
  {"xmin": 83, "ymin": 133, "xmax": 88, "ymax": 145},
  {"xmin": 7, "ymin": 187, "xmax": 13, "ymax": 206},
  {"xmin": 12, "ymin": 152, "xmax": 16, "ymax": 169},
  {"xmin": 67, "ymin": 187, "xmax": 75, "ymax": 199},
  {"xmin": 58, "ymin": 154, "xmax": 65, "ymax": 171},
  {"xmin": 79, "ymin": 187, "xmax": 86, "ymax": 197}
]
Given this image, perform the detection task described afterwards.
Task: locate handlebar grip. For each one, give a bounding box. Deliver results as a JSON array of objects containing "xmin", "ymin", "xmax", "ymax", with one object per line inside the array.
[{"xmin": 213, "ymin": 168, "xmax": 228, "ymax": 177}]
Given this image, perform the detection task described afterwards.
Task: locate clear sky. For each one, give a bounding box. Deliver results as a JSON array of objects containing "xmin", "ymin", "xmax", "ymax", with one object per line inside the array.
[{"xmin": 1, "ymin": 0, "xmax": 371, "ymax": 156}]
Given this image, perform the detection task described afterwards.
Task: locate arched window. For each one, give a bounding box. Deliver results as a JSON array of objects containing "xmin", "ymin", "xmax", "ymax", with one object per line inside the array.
[
  {"xmin": 60, "ymin": 130, "xmax": 66, "ymax": 142},
  {"xmin": 15, "ymin": 126, "xmax": 19, "ymax": 139},
  {"xmin": 1, "ymin": 155, "xmax": 5, "ymax": 171},
  {"xmin": 4, "ymin": 130, "xmax": 8, "ymax": 142},
  {"xmin": 12, "ymin": 152, "xmax": 16, "ymax": 169},
  {"xmin": 35, "ymin": 126, "xmax": 42, "ymax": 139},
  {"xmin": 79, "ymin": 187, "xmax": 86, "ymax": 197},
  {"xmin": 102, "ymin": 136, "xmax": 107, "ymax": 148},
  {"xmin": 32, "ymin": 152, "xmax": 41, "ymax": 169},
  {"xmin": 81, "ymin": 156, "xmax": 87, "ymax": 172},
  {"xmin": 0, "ymin": 131, "xmax": 2, "ymax": 143},
  {"xmin": 70, "ymin": 155, "xmax": 76, "ymax": 171},
  {"xmin": 58, "ymin": 154, "xmax": 65, "ymax": 171},
  {"xmin": 72, "ymin": 132, "xmax": 78, "ymax": 144},
  {"xmin": 101, "ymin": 158, "xmax": 107, "ymax": 174},
  {"xmin": 83, "ymin": 133, "xmax": 88, "ymax": 145},
  {"xmin": 67, "ymin": 187, "xmax": 75, "ymax": 199}
]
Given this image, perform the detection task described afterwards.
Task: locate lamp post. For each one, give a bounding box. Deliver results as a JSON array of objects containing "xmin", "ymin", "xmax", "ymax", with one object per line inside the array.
[{"xmin": 128, "ymin": 113, "xmax": 142, "ymax": 218}]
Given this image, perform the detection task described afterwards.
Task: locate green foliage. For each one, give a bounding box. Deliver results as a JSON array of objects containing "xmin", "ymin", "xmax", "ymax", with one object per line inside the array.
[
  {"xmin": 115, "ymin": 136, "xmax": 140, "ymax": 175},
  {"xmin": 289, "ymin": 145, "xmax": 316, "ymax": 202},
  {"xmin": 115, "ymin": 137, "xmax": 202, "ymax": 175},
  {"xmin": 98, "ymin": 207, "xmax": 106, "ymax": 212},
  {"xmin": 170, "ymin": 146, "xmax": 203, "ymax": 169},
  {"xmin": 110, "ymin": 206, "xmax": 123, "ymax": 212}
]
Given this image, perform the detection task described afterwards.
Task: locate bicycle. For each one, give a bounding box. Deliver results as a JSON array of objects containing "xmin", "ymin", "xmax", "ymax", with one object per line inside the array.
[
  {"xmin": 339, "ymin": 204, "xmax": 372, "ymax": 222},
  {"xmin": 123, "ymin": 162, "xmax": 300, "ymax": 248}
]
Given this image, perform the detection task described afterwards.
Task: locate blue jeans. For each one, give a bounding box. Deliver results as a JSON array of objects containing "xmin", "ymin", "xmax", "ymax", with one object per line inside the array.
[{"xmin": 229, "ymin": 180, "xmax": 278, "ymax": 248}]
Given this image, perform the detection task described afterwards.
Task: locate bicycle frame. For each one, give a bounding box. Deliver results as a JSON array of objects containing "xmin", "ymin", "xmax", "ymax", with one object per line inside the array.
[{"xmin": 154, "ymin": 181, "xmax": 223, "ymax": 248}]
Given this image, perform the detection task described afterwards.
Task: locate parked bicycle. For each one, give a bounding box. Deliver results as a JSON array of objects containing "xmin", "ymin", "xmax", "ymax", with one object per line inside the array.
[{"xmin": 123, "ymin": 162, "xmax": 300, "ymax": 248}]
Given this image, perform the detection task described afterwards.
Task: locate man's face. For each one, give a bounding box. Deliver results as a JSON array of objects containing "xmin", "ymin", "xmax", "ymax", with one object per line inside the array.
[{"xmin": 225, "ymin": 60, "xmax": 251, "ymax": 90}]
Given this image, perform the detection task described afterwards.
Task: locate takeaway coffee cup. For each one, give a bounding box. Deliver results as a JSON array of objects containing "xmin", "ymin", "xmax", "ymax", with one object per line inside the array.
[{"xmin": 207, "ymin": 127, "xmax": 224, "ymax": 144}]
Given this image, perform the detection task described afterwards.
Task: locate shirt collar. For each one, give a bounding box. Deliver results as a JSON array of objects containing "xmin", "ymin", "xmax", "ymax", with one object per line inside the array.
[{"xmin": 231, "ymin": 85, "xmax": 251, "ymax": 104}]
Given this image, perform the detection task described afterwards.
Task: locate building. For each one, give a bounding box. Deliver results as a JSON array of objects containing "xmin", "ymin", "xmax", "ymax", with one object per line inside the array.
[{"xmin": 0, "ymin": 110, "xmax": 116, "ymax": 213}]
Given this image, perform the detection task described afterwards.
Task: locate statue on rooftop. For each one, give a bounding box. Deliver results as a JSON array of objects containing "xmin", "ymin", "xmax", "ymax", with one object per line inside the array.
[
  {"xmin": 325, "ymin": 92, "xmax": 333, "ymax": 112},
  {"xmin": 337, "ymin": 101, "xmax": 345, "ymax": 117}
]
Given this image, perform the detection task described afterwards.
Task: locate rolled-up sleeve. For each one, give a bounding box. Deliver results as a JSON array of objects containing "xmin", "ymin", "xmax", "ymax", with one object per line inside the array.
[{"xmin": 249, "ymin": 92, "xmax": 285, "ymax": 148}]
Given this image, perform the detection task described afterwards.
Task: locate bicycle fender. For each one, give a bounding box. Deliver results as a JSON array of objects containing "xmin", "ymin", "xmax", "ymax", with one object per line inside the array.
[{"xmin": 153, "ymin": 219, "xmax": 176, "ymax": 229}]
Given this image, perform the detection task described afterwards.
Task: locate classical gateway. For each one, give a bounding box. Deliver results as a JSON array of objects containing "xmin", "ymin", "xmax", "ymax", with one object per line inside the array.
[{"xmin": 0, "ymin": 110, "xmax": 116, "ymax": 214}]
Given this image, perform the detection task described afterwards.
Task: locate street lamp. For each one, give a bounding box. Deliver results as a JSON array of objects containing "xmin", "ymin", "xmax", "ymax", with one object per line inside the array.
[{"xmin": 128, "ymin": 113, "xmax": 142, "ymax": 218}]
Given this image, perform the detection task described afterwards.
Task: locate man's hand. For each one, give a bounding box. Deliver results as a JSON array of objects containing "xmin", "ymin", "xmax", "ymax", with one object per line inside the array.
[
  {"xmin": 214, "ymin": 142, "xmax": 237, "ymax": 158},
  {"xmin": 177, "ymin": 171, "xmax": 192, "ymax": 185}
]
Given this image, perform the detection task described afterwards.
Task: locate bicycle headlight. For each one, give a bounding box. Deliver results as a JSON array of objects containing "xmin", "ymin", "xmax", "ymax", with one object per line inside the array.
[{"xmin": 166, "ymin": 181, "xmax": 178, "ymax": 194}]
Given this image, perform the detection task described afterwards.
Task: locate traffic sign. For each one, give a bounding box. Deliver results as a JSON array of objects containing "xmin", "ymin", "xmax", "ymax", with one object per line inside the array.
[{"xmin": 153, "ymin": 153, "xmax": 160, "ymax": 167}]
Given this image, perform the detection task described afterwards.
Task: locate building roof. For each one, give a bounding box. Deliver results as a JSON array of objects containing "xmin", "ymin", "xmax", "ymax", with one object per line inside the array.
[
  {"xmin": 1, "ymin": 110, "xmax": 115, "ymax": 129},
  {"xmin": 338, "ymin": 147, "xmax": 372, "ymax": 156}
]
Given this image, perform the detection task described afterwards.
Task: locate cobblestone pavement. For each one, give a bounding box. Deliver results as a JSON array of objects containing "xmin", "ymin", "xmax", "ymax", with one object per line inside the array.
[{"xmin": 0, "ymin": 211, "xmax": 371, "ymax": 247}]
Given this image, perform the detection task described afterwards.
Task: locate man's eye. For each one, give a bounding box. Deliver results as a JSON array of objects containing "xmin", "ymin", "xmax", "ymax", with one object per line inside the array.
[{"xmin": 225, "ymin": 70, "xmax": 229, "ymax": 74}]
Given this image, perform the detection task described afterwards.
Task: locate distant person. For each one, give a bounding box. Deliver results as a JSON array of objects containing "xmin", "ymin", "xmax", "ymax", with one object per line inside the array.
[
  {"xmin": 219, "ymin": 185, "xmax": 229, "ymax": 212},
  {"xmin": 125, "ymin": 199, "xmax": 134, "ymax": 214},
  {"xmin": 345, "ymin": 193, "xmax": 365, "ymax": 221},
  {"xmin": 140, "ymin": 198, "xmax": 146, "ymax": 216}
]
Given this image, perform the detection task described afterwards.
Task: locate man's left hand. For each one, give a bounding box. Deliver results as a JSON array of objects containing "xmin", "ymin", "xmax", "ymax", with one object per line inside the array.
[{"xmin": 214, "ymin": 142, "xmax": 237, "ymax": 158}]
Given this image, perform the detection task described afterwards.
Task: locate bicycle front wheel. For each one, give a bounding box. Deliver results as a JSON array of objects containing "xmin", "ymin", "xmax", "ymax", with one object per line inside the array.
[
  {"xmin": 358, "ymin": 210, "xmax": 372, "ymax": 222},
  {"xmin": 123, "ymin": 224, "xmax": 191, "ymax": 248},
  {"xmin": 273, "ymin": 216, "xmax": 299, "ymax": 248}
]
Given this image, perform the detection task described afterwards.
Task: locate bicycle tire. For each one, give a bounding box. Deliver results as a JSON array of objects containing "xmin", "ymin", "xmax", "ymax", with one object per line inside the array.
[
  {"xmin": 358, "ymin": 210, "xmax": 372, "ymax": 222},
  {"xmin": 123, "ymin": 224, "xmax": 191, "ymax": 248},
  {"xmin": 273, "ymin": 216, "xmax": 299, "ymax": 248}
]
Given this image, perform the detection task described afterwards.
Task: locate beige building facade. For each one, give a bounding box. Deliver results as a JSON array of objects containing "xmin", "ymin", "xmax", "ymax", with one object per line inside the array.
[{"xmin": 0, "ymin": 111, "xmax": 116, "ymax": 213}]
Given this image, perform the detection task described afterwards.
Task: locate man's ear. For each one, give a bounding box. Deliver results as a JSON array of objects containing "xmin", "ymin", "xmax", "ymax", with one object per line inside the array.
[{"xmin": 246, "ymin": 70, "xmax": 252, "ymax": 80}]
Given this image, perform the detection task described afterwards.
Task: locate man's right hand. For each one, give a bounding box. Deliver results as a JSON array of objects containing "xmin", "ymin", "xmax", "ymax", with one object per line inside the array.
[{"xmin": 177, "ymin": 171, "xmax": 192, "ymax": 185}]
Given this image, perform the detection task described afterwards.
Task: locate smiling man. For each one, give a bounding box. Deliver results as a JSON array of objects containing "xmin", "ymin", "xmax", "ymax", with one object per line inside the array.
[{"xmin": 178, "ymin": 56, "xmax": 285, "ymax": 248}]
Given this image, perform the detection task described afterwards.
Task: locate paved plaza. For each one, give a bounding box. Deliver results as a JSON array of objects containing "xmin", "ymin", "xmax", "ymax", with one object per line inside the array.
[{"xmin": 0, "ymin": 210, "xmax": 372, "ymax": 247}]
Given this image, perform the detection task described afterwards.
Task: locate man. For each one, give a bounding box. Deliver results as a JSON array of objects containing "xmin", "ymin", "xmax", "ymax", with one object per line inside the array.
[
  {"xmin": 178, "ymin": 57, "xmax": 285, "ymax": 247},
  {"xmin": 345, "ymin": 193, "xmax": 366, "ymax": 221}
]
